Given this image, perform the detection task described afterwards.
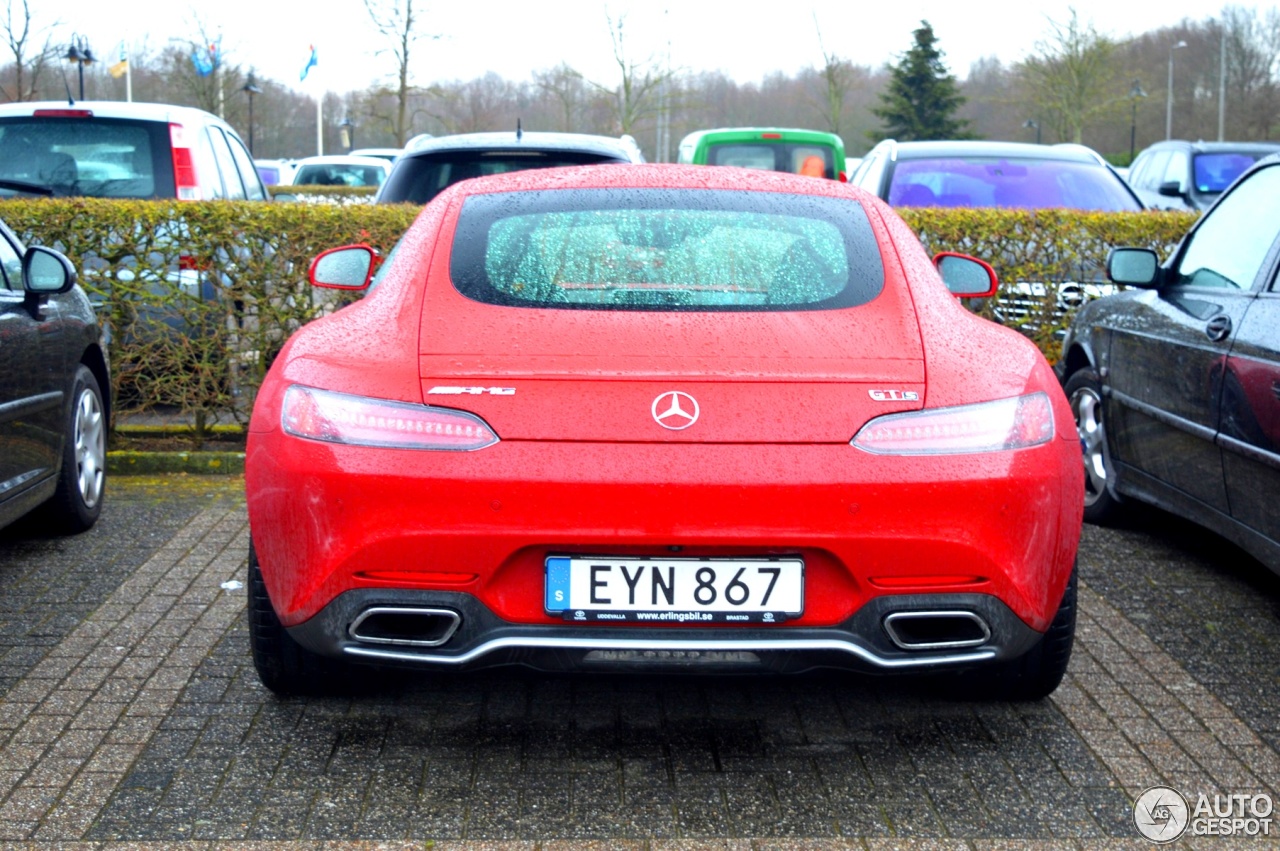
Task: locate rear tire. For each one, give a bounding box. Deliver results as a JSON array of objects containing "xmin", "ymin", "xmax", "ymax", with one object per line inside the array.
[
  {"xmin": 985, "ymin": 567, "xmax": 1077, "ymax": 701},
  {"xmin": 247, "ymin": 537, "xmax": 355, "ymax": 696},
  {"xmin": 40, "ymin": 365, "xmax": 106, "ymax": 534},
  {"xmin": 1065, "ymin": 368, "xmax": 1123, "ymax": 525}
]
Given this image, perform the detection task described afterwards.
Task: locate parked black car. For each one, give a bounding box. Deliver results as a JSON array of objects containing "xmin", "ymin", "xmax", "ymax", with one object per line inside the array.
[
  {"xmin": 1059, "ymin": 154, "xmax": 1280, "ymax": 573},
  {"xmin": 375, "ymin": 130, "xmax": 645, "ymax": 205},
  {"xmin": 0, "ymin": 217, "xmax": 109, "ymax": 534},
  {"xmin": 1125, "ymin": 139, "xmax": 1280, "ymax": 211}
]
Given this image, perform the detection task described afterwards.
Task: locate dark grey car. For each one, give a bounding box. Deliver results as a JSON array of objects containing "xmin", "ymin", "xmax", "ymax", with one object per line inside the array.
[
  {"xmin": 1059, "ymin": 154, "xmax": 1280, "ymax": 573},
  {"xmin": 0, "ymin": 217, "xmax": 109, "ymax": 534},
  {"xmin": 1126, "ymin": 139, "xmax": 1280, "ymax": 211}
]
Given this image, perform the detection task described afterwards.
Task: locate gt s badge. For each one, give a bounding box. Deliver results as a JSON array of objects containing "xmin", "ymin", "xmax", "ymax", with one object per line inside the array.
[
  {"xmin": 869, "ymin": 389, "xmax": 919, "ymax": 402},
  {"xmin": 428, "ymin": 386, "xmax": 516, "ymax": 395}
]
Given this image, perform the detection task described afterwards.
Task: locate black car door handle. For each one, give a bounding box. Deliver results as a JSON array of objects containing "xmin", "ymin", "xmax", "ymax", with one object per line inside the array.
[{"xmin": 1205, "ymin": 314, "xmax": 1233, "ymax": 342}]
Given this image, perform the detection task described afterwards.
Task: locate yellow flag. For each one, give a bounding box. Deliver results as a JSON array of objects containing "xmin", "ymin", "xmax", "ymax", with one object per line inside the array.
[{"xmin": 109, "ymin": 59, "xmax": 128, "ymax": 79}]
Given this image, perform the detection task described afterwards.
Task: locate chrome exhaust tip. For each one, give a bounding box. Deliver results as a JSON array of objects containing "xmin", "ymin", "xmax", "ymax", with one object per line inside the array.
[
  {"xmin": 883, "ymin": 610, "xmax": 991, "ymax": 651},
  {"xmin": 348, "ymin": 607, "xmax": 461, "ymax": 648}
]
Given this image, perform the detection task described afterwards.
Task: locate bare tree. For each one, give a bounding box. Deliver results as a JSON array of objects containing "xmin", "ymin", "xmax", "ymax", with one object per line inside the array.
[
  {"xmin": 812, "ymin": 14, "xmax": 862, "ymax": 136},
  {"xmin": 1018, "ymin": 9, "xmax": 1120, "ymax": 144},
  {"xmin": 429, "ymin": 72, "xmax": 518, "ymax": 134},
  {"xmin": 0, "ymin": 0, "xmax": 57, "ymax": 102},
  {"xmin": 534, "ymin": 63, "xmax": 590, "ymax": 131},
  {"xmin": 1220, "ymin": 5, "xmax": 1280, "ymax": 138},
  {"xmin": 590, "ymin": 13, "xmax": 670, "ymax": 136},
  {"xmin": 363, "ymin": 0, "xmax": 439, "ymax": 145}
]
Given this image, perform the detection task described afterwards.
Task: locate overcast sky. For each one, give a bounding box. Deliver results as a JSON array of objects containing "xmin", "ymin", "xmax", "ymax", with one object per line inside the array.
[{"xmin": 58, "ymin": 0, "xmax": 1239, "ymax": 93}]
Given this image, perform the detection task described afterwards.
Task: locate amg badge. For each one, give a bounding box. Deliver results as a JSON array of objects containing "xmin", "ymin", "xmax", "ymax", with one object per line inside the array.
[{"xmin": 428, "ymin": 386, "xmax": 516, "ymax": 396}]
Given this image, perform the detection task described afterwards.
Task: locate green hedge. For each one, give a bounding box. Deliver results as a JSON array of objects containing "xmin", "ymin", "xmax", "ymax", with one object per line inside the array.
[
  {"xmin": 898, "ymin": 208, "xmax": 1197, "ymax": 351},
  {"xmin": 0, "ymin": 199, "xmax": 1198, "ymax": 432}
]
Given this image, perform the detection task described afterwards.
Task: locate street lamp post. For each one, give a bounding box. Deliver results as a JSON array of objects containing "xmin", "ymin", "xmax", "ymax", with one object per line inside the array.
[
  {"xmin": 1129, "ymin": 80, "xmax": 1148, "ymax": 162},
  {"xmin": 1023, "ymin": 119, "xmax": 1041, "ymax": 145},
  {"xmin": 65, "ymin": 35, "xmax": 96, "ymax": 101},
  {"xmin": 241, "ymin": 73, "xmax": 262, "ymax": 155},
  {"xmin": 1166, "ymin": 40, "xmax": 1187, "ymax": 140}
]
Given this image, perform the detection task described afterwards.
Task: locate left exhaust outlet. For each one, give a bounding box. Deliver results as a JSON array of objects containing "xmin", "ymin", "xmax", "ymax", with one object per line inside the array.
[{"xmin": 348, "ymin": 607, "xmax": 461, "ymax": 647}]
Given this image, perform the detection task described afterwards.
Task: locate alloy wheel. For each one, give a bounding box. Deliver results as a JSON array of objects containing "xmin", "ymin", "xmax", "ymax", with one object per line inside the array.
[
  {"xmin": 1070, "ymin": 386, "xmax": 1107, "ymax": 507},
  {"xmin": 74, "ymin": 388, "xmax": 105, "ymax": 509}
]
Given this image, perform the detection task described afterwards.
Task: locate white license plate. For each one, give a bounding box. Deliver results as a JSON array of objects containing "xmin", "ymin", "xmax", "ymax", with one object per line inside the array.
[{"xmin": 545, "ymin": 556, "xmax": 803, "ymax": 624}]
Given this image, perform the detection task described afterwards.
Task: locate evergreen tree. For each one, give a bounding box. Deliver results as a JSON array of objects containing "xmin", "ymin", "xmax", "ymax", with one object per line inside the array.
[{"xmin": 871, "ymin": 21, "xmax": 971, "ymax": 141}]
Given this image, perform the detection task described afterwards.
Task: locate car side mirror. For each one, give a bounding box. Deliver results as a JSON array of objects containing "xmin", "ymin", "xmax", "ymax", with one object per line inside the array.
[
  {"xmin": 1157, "ymin": 179, "xmax": 1186, "ymax": 198},
  {"xmin": 22, "ymin": 245, "xmax": 76, "ymax": 295},
  {"xmin": 1107, "ymin": 248, "xmax": 1160, "ymax": 288},
  {"xmin": 933, "ymin": 252, "xmax": 998, "ymax": 298},
  {"xmin": 309, "ymin": 244, "xmax": 377, "ymax": 290}
]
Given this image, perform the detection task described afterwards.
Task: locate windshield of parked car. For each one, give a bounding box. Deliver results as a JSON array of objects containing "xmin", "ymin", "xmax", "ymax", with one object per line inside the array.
[
  {"xmin": 706, "ymin": 143, "xmax": 836, "ymax": 179},
  {"xmin": 1192, "ymin": 152, "xmax": 1267, "ymax": 194},
  {"xmin": 0, "ymin": 116, "xmax": 174, "ymax": 198},
  {"xmin": 450, "ymin": 189, "xmax": 883, "ymax": 311},
  {"xmin": 379, "ymin": 150, "xmax": 627, "ymax": 204},
  {"xmin": 292, "ymin": 163, "xmax": 386, "ymax": 187},
  {"xmin": 888, "ymin": 157, "xmax": 1141, "ymax": 211}
]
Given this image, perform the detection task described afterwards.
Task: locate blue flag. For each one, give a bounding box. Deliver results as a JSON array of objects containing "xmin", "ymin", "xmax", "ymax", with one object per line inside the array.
[
  {"xmin": 300, "ymin": 45, "xmax": 318, "ymax": 81},
  {"xmin": 191, "ymin": 39, "xmax": 219, "ymax": 77}
]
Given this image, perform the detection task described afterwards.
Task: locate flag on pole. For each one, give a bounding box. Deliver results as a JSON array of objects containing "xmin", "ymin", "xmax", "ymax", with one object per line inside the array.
[
  {"xmin": 300, "ymin": 45, "xmax": 318, "ymax": 81},
  {"xmin": 191, "ymin": 38, "xmax": 220, "ymax": 77},
  {"xmin": 109, "ymin": 58, "xmax": 128, "ymax": 78}
]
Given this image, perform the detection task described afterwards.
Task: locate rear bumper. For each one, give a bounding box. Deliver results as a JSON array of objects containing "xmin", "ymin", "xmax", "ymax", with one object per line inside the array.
[
  {"xmin": 247, "ymin": 430, "xmax": 1082, "ymax": 632},
  {"xmin": 288, "ymin": 588, "xmax": 1044, "ymax": 675}
]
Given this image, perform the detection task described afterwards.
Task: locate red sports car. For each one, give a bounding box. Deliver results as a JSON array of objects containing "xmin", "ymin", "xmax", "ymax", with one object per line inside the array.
[{"xmin": 245, "ymin": 165, "xmax": 1083, "ymax": 699}]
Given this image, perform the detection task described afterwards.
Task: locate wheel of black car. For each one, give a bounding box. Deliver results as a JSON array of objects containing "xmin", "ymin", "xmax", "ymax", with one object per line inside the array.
[
  {"xmin": 41, "ymin": 365, "xmax": 106, "ymax": 534},
  {"xmin": 987, "ymin": 566, "xmax": 1078, "ymax": 701},
  {"xmin": 1065, "ymin": 368, "xmax": 1122, "ymax": 524},
  {"xmin": 247, "ymin": 538, "xmax": 356, "ymax": 696}
]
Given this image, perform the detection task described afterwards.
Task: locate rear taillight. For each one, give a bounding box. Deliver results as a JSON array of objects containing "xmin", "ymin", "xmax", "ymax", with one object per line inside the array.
[
  {"xmin": 851, "ymin": 392, "xmax": 1055, "ymax": 455},
  {"xmin": 282, "ymin": 385, "xmax": 499, "ymax": 451},
  {"xmin": 169, "ymin": 123, "xmax": 200, "ymax": 200}
]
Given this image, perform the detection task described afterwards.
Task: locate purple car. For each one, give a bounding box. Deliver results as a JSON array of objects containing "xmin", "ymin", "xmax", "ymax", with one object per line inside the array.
[{"xmin": 850, "ymin": 140, "xmax": 1142, "ymax": 212}]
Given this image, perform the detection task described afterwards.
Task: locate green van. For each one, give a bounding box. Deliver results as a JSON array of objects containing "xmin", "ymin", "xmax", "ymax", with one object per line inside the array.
[{"xmin": 676, "ymin": 128, "xmax": 848, "ymax": 181}]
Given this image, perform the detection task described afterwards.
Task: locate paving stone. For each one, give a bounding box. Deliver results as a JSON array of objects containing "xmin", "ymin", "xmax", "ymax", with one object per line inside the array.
[{"xmin": 1, "ymin": 482, "xmax": 1278, "ymax": 846}]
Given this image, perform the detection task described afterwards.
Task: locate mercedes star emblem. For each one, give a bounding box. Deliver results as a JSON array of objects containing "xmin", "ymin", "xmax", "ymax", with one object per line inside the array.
[{"xmin": 652, "ymin": 391, "xmax": 700, "ymax": 430}]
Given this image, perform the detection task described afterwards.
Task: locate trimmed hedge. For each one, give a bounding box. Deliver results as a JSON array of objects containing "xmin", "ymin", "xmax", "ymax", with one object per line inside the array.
[
  {"xmin": 898, "ymin": 208, "xmax": 1196, "ymax": 351},
  {"xmin": 0, "ymin": 198, "xmax": 1198, "ymax": 431}
]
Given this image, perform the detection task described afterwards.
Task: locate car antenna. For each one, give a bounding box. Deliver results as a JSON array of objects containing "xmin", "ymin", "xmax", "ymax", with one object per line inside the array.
[
  {"xmin": 516, "ymin": 118, "xmax": 522, "ymax": 141},
  {"xmin": 63, "ymin": 76, "xmax": 75, "ymax": 106}
]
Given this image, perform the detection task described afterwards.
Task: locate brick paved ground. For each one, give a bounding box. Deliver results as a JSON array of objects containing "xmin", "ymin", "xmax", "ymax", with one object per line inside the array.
[{"xmin": 0, "ymin": 478, "xmax": 1276, "ymax": 849}]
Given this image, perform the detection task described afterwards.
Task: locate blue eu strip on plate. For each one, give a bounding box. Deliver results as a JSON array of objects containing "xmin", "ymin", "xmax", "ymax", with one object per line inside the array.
[{"xmin": 545, "ymin": 557, "xmax": 571, "ymax": 612}]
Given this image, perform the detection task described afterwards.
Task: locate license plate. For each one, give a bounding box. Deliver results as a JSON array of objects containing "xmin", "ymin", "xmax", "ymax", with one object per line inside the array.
[{"xmin": 545, "ymin": 556, "xmax": 803, "ymax": 624}]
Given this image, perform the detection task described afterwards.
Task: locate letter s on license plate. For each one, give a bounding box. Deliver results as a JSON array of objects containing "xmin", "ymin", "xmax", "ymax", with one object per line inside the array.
[{"xmin": 545, "ymin": 556, "xmax": 803, "ymax": 624}]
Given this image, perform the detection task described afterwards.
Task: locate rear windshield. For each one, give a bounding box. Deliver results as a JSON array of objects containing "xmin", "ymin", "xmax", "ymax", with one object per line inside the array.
[
  {"xmin": 449, "ymin": 188, "xmax": 883, "ymax": 311},
  {"xmin": 292, "ymin": 162, "xmax": 386, "ymax": 187},
  {"xmin": 380, "ymin": 150, "xmax": 627, "ymax": 204},
  {"xmin": 0, "ymin": 116, "xmax": 174, "ymax": 198},
  {"xmin": 1192, "ymin": 152, "xmax": 1269, "ymax": 194},
  {"xmin": 707, "ymin": 143, "xmax": 836, "ymax": 179},
  {"xmin": 888, "ymin": 157, "xmax": 1141, "ymax": 211}
]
